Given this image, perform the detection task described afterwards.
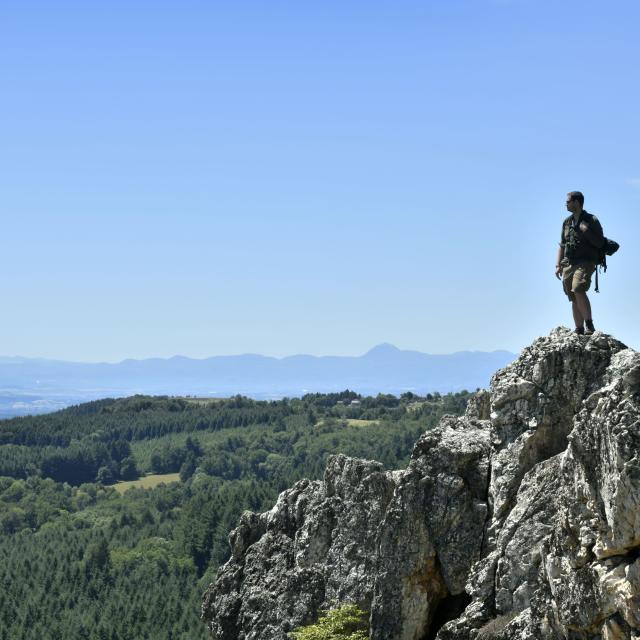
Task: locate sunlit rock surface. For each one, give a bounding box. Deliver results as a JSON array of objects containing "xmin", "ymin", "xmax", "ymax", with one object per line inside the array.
[{"xmin": 202, "ymin": 328, "xmax": 640, "ymax": 640}]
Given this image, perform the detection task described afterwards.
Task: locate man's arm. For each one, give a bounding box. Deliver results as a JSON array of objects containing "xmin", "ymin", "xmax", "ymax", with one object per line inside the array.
[{"xmin": 555, "ymin": 244, "xmax": 564, "ymax": 279}]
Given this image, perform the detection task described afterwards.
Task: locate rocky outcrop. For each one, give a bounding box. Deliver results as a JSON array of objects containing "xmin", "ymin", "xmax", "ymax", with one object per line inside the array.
[
  {"xmin": 202, "ymin": 328, "xmax": 640, "ymax": 639},
  {"xmin": 203, "ymin": 456, "xmax": 398, "ymax": 639}
]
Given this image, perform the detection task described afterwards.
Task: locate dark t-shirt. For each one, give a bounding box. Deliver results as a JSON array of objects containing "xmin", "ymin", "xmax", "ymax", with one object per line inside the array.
[{"xmin": 560, "ymin": 210, "xmax": 604, "ymax": 264}]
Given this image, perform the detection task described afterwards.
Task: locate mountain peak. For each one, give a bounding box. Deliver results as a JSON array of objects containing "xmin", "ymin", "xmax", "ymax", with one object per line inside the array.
[{"xmin": 364, "ymin": 343, "xmax": 400, "ymax": 356}]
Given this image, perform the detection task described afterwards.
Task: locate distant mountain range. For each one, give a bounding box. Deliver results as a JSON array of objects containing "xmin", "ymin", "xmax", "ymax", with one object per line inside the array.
[{"xmin": 0, "ymin": 344, "xmax": 516, "ymax": 418}]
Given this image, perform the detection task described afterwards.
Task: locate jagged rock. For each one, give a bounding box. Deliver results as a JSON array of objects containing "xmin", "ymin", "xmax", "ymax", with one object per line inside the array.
[
  {"xmin": 370, "ymin": 417, "xmax": 491, "ymax": 640},
  {"xmin": 202, "ymin": 328, "xmax": 640, "ymax": 640},
  {"xmin": 439, "ymin": 329, "xmax": 640, "ymax": 640},
  {"xmin": 202, "ymin": 458, "xmax": 397, "ymax": 639},
  {"xmin": 202, "ymin": 417, "xmax": 491, "ymax": 639}
]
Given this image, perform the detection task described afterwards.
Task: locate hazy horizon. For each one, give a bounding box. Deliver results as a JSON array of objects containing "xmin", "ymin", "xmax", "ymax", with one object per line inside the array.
[
  {"xmin": 0, "ymin": 342, "xmax": 516, "ymax": 366},
  {"xmin": 0, "ymin": 343, "xmax": 516, "ymax": 417}
]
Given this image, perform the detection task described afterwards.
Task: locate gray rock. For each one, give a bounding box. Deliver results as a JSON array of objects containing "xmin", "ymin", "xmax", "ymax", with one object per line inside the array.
[
  {"xmin": 370, "ymin": 416, "xmax": 491, "ymax": 640},
  {"xmin": 202, "ymin": 458, "xmax": 396, "ymax": 639},
  {"xmin": 202, "ymin": 328, "xmax": 640, "ymax": 640}
]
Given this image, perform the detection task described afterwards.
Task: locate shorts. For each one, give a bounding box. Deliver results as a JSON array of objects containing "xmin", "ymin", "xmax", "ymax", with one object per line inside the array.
[{"xmin": 562, "ymin": 260, "xmax": 595, "ymax": 302}]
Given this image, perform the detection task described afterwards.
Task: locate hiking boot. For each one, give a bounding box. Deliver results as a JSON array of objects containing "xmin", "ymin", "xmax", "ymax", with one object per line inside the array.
[
  {"xmin": 585, "ymin": 319, "xmax": 595, "ymax": 335},
  {"xmin": 574, "ymin": 326, "xmax": 585, "ymax": 335}
]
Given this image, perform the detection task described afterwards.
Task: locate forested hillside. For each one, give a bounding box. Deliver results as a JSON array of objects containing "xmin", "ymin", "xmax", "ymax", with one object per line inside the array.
[{"xmin": 0, "ymin": 390, "xmax": 470, "ymax": 640}]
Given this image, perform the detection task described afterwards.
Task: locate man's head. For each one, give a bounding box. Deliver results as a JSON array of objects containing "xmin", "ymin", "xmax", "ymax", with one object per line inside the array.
[{"xmin": 566, "ymin": 191, "xmax": 584, "ymax": 214}]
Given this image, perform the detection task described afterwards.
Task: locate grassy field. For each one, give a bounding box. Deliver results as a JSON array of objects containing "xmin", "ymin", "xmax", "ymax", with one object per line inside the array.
[
  {"xmin": 314, "ymin": 419, "xmax": 379, "ymax": 428},
  {"xmin": 345, "ymin": 419, "xmax": 378, "ymax": 427},
  {"xmin": 113, "ymin": 473, "xmax": 181, "ymax": 494}
]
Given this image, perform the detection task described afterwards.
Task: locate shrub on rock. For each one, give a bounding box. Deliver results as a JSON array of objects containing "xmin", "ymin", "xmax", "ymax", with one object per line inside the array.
[{"xmin": 289, "ymin": 604, "xmax": 368, "ymax": 640}]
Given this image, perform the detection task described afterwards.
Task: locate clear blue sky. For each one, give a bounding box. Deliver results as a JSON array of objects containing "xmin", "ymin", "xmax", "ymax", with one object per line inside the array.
[{"xmin": 1, "ymin": 0, "xmax": 639, "ymax": 362}]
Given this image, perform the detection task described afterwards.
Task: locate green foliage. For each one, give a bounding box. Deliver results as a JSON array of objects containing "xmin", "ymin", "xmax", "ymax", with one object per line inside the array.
[
  {"xmin": 96, "ymin": 466, "xmax": 115, "ymax": 485},
  {"xmin": 119, "ymin": 456, "xmax": 139, "ymax": 480},
  {"xmin": 84, "ymin": 537, "xmax": 111, "ymax": 574},
  {"xmin": 179, "ymin": 456, "xmax": 197, "ymax": 482},
  {"xmin": 0, "ymin": 389, "xmax": 471, "ymax": 640},
  {"xmin": 289, "ymin": 605, "xmax": 369, "ymax": 640}
]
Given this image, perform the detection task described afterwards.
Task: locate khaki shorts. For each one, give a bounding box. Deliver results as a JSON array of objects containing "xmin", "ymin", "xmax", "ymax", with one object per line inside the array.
[{"xmin": 562, "ymin": 260, "xmax": 595, "ymax": 301}]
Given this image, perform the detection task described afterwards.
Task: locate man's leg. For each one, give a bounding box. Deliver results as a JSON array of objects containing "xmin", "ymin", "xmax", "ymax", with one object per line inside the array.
[
  {"xmin": 573, "ymin": 292, "xmax": 592, "ymax": 322},
  {"xmin": 571, "ymin": 299, "xmax": 585, "ymax": 329},
  {"xmin": 562, "ymin": 267, "xmax": 583, "ymax": 329},
  {"xmin": 569, "ymin": 264, "xmax": 595, "ymax": 332}
]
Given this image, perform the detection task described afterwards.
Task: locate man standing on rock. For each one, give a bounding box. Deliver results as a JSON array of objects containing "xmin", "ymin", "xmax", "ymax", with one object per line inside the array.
[{"xmin": 555, "ymin": 191, "xmax": 604, "ymax": 335}]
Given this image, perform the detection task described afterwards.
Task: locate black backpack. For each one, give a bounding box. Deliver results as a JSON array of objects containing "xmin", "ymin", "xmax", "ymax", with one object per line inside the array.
[{"xmin": 594, "ymin": 237, "xmax": 620, "ymax": 292}]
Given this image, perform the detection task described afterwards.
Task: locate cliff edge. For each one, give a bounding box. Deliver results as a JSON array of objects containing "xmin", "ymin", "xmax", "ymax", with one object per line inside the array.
[{"xmin": 202, "ymin": 328, "xmax": 640, "ymax": 639}]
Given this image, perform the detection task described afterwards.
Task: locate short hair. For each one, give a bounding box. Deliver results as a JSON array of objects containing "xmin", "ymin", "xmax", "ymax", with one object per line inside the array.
[{"xmin": 567, "ymin": 191, "xmax": 584, "ymax": 206}]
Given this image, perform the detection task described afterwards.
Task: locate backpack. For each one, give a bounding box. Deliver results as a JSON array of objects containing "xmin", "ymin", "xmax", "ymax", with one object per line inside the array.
[{"xmin": 594, "ymin": 237, "xmax": 620, "ymax": 293}]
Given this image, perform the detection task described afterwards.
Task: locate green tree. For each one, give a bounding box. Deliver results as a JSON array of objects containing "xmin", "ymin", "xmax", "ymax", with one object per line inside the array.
[
  {"xmin": 179, "ymin": 456, "xmax": 197, "ymax": 482},
  {"xmin": 120, "ymin": 456, "xmax": 139, "ymax": 480},
  {"xmin": 84, "ymin": 538, "xmax": 111, "ymax": 574},
  {"xmin": 96, "ymin": 466, "xmax": 115, "ymax": 485},
  {"xmin": 289, "ymin": 605, "xmax": 369, "ymax": 640}
]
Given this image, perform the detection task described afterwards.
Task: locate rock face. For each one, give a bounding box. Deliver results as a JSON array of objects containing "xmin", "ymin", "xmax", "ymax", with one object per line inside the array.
[{"xmin": 202, "ymin": 328, "xmax": 640, "ymax": 640}]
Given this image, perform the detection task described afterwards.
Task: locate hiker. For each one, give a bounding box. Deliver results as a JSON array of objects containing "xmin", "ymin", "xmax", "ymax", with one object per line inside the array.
[{"xmin": 555, "ymin": 191, "xmax": 604, "ymax": 335}]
